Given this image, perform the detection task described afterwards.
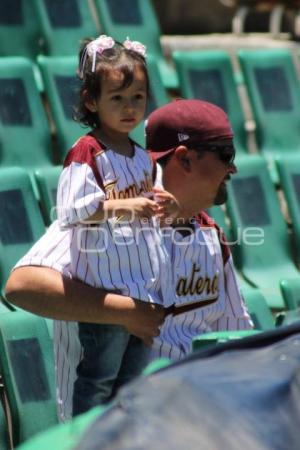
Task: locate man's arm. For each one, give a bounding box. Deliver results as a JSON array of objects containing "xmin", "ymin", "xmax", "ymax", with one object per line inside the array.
[{"xmin": 5, "ymin": 266, "xmax": 164, "ymax": 345}]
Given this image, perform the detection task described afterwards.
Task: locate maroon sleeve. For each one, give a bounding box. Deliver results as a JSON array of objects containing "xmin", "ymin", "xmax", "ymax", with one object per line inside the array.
[{"xmin": 63, "ymin": 135, "xmax": 105, "ymax": 190}]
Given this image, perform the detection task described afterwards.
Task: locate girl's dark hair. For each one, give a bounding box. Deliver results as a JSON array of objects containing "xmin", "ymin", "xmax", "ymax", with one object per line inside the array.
[{"xmin": 74, "ymin": 38, "xmax": 150, "ymax": 129}]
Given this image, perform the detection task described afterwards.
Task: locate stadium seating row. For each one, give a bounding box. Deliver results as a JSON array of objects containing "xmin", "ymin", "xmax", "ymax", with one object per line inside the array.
[
  {"xmin": 2, "ymin": 149, "xmax": 300, "ymax": 311},
  {"xmin": 0, "ymin": 0, "xmax": 178, "ymax": 90},
  {"xmin": 1, "ymin": 48, "xmax": 300, "ymax": 309},
  {"xmin": 1, "ymin": 1, "xmax": 300, "ymax": 448},
  {"xmin": 1, "ymin": 47, "xmax": 300, "ymax": 188},
  {"xmin": 0, "ymin": 283, "xmax": 287, "ymax": 449}
]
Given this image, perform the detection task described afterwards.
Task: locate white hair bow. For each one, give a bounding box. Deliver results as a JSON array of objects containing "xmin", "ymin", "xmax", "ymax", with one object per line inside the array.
[
  {"xmin": 123, "ymin": 37, "xmax": 147, "ymax": 57},
  {"xmin": 79, "ymin": 35, "xmax": 147, "ymax": 79}
]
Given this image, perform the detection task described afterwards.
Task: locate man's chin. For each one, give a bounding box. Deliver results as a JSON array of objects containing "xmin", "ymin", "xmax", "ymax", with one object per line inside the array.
[{"xmin": 214, "ymin": 185, "xmax": 228, "ymax": 205}]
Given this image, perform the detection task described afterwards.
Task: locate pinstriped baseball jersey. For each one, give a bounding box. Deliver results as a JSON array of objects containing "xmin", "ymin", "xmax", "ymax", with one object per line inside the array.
[
  {"xmin": 14, "ymin": 220, "xmax": 80, "ymax": 422},
  {"xmin": 151, "ymin": 212, "xmax": 253, "ymax": 361},
  {"xmin": 57, "ymin": 133, "xmax": 172, "ymax": 306},
  {"xmin": 15, "ymin": 214, "xmax": 252, "ymax": 421}
]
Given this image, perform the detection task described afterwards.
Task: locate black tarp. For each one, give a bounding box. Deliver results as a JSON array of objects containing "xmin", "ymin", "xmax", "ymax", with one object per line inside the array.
[{"xmin": 74, "ymin": 323, "xmax": 300, "ymax": 450}]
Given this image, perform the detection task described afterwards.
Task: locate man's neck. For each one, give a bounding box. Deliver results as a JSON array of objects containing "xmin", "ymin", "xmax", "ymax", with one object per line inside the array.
[{"xmin": 170, "ymin": 217, "xmax": 196, "ymax": 236}]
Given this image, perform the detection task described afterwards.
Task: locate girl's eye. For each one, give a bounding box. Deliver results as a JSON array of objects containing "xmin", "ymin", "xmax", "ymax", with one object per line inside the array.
[
  {"xmin": 111, "ymin": 95, "xmax": 122, "ymax": 101},
  {"xmin": 135, "ymin": 93, "xmax": 145, "ymax": 100}
]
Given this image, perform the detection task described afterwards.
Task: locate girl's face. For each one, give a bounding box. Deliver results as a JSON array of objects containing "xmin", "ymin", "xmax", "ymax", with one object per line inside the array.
[{"xmin": 86, "ymin": 66, "xmax": 147, "ymax": 139}]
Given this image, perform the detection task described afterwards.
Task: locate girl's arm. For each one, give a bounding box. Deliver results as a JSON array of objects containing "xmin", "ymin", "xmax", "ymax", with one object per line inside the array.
[{"xmin": 83, "ymin": 197, "xmax": 159, "ymax": 223}]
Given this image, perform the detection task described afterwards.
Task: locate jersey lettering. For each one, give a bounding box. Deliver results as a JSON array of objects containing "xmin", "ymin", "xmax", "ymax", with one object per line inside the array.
[
  {"xmin": 176, "ymin": 263, "xmax": 219, "ymax": 297},
  {"xmin": 105, "ymin": 171, "xmax": 153, "ymax": 200}
]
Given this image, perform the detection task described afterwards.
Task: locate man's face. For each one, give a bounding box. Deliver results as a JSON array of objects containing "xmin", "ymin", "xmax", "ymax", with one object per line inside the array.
[
  {"xmin": 162, "ymin": 143, "xmax": 237, "ymax": 216},
  {"xmin": 194, "ymin": 150, "xmax": 236, "ymax": 209},
  {"xmin": 214, "ymin": 179, "xmax": 230, "ymax": 205}
]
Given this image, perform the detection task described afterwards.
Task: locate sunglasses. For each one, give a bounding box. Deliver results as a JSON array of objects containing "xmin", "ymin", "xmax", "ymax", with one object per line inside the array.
[{"xmin": 192, "ymin": 144, "xmax": 236, "ymax": 165}]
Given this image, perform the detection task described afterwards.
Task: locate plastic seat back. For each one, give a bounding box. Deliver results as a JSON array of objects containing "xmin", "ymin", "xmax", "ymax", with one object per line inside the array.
[
  {"xmin": 0, "ymin": 57, "xmax": 53, "ymax": 175},
  {"xmin": 280, "ymin": 278, "xmax": 300, "ymax": 311},
  {"xmin": 93, "ymin": 0, "xmax": 178, "ymax": 89},
  {"xmin": 32, "ymin": 0, "xmax": 98, "ymax": 56},
  {"xmin": 37, "ymin": 55, "xmax": 83, "ymax": 161},
  {"xmin": 192, "ymin": 329, "xmax": 259, "ymax": 351},
  {"xmin": 173, "ymin": 50, "xmax": 248, "ymax": 155},
  {"xmin": 0, "ymin": 380, "xmax": 11, "ymax": 450},
  {"xmin": 35, "ymin": 166, "xmax": 62, "ymax": 225},
  {"xmin": 238, "ymin": 49, "xmax": 300, "ymax": 181},
  {"xmin": 0, "ymin": 0, "xmax": 41, "ymax": 59},
  {"xmin": 226, "ymin": 155, "xmax": 298, "ymax": 309},
  {"xmin": 241, "ymin": 287, "xmax": 274, "ymax": 330},
  {"xmin": 0, "ymin": 167, "xmax": 45, "ymax": 292},
  {"xmin": 276, "ymin": 154, "xmax": 300, "ymax": 263},
  {"xmin": 0, "ymin": 311, "xmax": 57, "ymax": 446}
]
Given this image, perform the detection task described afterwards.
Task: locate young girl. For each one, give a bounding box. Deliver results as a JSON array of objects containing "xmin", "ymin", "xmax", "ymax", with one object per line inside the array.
[{"xmin": 56, "ymin": 35, "xmax": 177, "ymax": 416}]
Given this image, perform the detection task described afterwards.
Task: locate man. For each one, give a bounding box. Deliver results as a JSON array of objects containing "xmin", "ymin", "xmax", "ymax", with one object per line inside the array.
[
  {"xmin": 145, "ymin": 99, "xmax": 252, "ymax": 359},
  {"xmin": 5, "ymin": 99, "xmax": 252, "ymax": 421}
]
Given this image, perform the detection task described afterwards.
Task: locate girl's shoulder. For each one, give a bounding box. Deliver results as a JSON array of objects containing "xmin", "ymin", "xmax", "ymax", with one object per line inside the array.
[
  {"xmin": 73, "ymin": 133, "xmax": 105, "ymax": 152},
  {"xmin": 64, "ymin": 133, "xmax": 105, "ymax": 167}
]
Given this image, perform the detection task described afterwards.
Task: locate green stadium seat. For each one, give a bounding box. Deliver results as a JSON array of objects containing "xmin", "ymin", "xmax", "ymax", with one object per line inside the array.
[
  {"xmin": 0, "ymin": 57, "xmax": 54, "ymax": 194},
  {"xmin": 143, "ymin": 358, "xmax": 172, "ymax": 376},
  {"xmin": 35, "ymin": 166, "xmax": 62, "ymax": 225},
  {"xmin": 130, "ymin": 55, "xmax": 170, "ymax": 147},
  {"xmin": 226, "ymin": 155, "xmax": 299, "ymax": 310},
  {"xmin": 0, "ymin": 298, "xmax": 13, "ymax": 314},
  {"xmin": 0, "ymin": 385, "xmax": 10, "ymax": 450},
  {"xmin": 192, "ymin": 329, "xmax": 259, "ymax": 351},
  {"xmin": 0, "ymin": 167, "xmax": 45, "ymax": 293},
  {"xmin": 93, "ymin": 0, "xmax": 178, "ymax": 90},
  {"xmin": 203, "ymin": 208, "xmax": 256, "ymax": 294},
  {"xmin": 276, "ymin": 154, "xmax": 300, "ymax": 264},
  {"xmin": 0, "ymin": 0, "xmax": 41, "ymax": 60},
  {"xmin": 32, "ymin": 0, "xmax": 98, "ymax": 56},
  {"xmin": 37, "ymin": 55, "xmax": 83, "ymax": 161},
  {"xmin": 238, "ymin": 49, "xmax": 300, "ymax": 183},
  {"xmin": 173, "ymin": 50, "xmax": 248, "ymax": 156},
  {"xmin": 280, "ymin": 278, "xmax": 300, "ymax": 311},
  {"xmin": 14, "ymin": 406, "xmax": 104, "ymax": 450},
  {"xmin": 0, "ymin": 311, "xmax": 57, "ymax": 447},
  {"xmin": 241, "ymin": 287, "xmax": 275, "ymax": 330}
]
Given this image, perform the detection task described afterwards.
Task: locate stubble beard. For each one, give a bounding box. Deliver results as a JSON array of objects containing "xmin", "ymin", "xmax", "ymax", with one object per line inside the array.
[{"xmin": 214, "ymin": 184, "xmax": 228, "ymax": 205}]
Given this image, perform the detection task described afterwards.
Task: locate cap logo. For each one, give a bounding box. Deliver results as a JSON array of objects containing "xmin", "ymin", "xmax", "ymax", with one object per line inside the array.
[{"xmin": 178, "ymin": 133, "xmax": 190, "ymax": 142}]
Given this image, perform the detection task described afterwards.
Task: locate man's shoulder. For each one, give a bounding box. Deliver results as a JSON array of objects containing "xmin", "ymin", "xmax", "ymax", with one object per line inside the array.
[{"xmin": 195, "ymin": 211, "xmax": 231, "ymax": 264}]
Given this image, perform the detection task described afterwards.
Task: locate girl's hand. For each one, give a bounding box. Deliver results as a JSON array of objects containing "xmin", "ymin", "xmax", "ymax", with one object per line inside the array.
[
  {"xmin": 120, "ymin": 197, "xmax": 159, "ymax": 220},
  {"xmin": 153, "ymin": 187, "xmax": 180, "ymax": 226}
]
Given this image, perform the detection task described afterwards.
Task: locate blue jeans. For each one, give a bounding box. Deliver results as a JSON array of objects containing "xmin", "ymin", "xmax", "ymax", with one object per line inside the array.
[{"xmin": 72, "ymin": 323, "xmax": 150, "ymax": 416}]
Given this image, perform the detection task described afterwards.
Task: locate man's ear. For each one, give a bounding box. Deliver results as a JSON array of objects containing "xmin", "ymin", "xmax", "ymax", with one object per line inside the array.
[{"xmin": 174, "ymin": 146, "xmax": 191, "ymax": 171}]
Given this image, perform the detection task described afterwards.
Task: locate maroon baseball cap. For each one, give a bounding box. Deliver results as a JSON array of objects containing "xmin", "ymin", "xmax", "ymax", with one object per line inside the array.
[{"xmin": 145, "ymin": 99, "xmax": 234, "ymax": 160}]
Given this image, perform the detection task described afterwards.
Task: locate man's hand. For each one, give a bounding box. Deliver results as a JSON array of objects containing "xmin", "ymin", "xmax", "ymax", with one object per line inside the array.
[{"xmin": 123, "ymin": 300, "xmax": 165, "ymax": 346}]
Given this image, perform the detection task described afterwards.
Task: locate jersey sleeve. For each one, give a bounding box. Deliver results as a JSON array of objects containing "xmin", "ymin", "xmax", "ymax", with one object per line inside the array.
[
  {"xmin": 211, "ymin": 255, "xmax": 254, "ymax": 331},
  {"xmin": 57, "ymin": 137, "xmax": 106, "ymax": 228}
]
